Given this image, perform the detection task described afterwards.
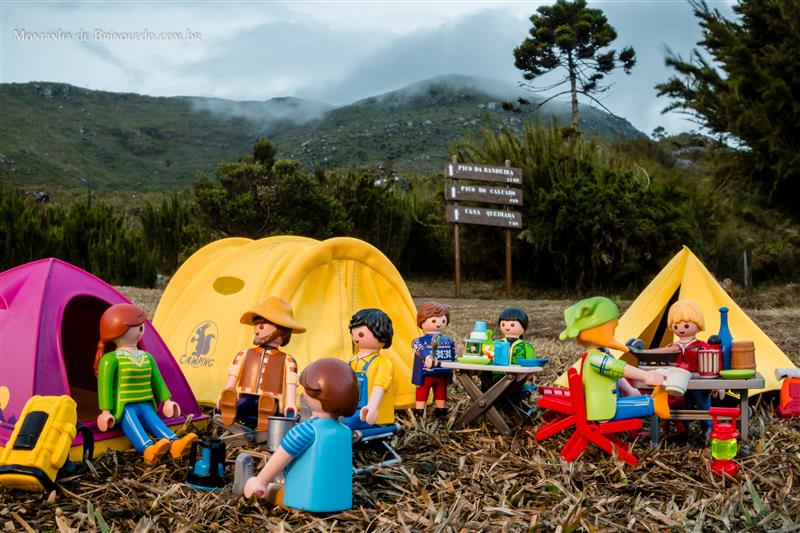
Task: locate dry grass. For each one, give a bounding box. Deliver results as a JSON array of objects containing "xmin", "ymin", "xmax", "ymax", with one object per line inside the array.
[{"xmin": 3, "ymin": 284, "xmax": 800, "ymax": 531}]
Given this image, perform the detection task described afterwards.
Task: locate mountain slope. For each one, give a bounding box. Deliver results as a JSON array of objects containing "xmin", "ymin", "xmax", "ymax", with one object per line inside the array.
[
  {"xmin": 269, "ymin": 74, "xmax": 643, "ymax": 171},
  {"xmin": 0, "ymin": 76, "xmax": 643, "ymax": 191}
]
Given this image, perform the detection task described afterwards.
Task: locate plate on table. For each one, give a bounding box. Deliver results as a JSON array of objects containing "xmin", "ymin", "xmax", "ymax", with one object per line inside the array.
[
  {"xmin": 517, "ymin": 358, "xmax": 550, "ymax": 367},
  {"xmin": 719, "ymin": 369, "xmax": 756, "ymax": 380},
  {"xmin": 457, "ymin": 355, "xmax": 490, "ymax": 365}
]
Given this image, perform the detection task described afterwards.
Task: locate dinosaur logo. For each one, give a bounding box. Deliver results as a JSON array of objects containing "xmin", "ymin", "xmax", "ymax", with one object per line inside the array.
[{"xmin": 181, "ymin": 321, "xmax": 218, "ymax": 368}]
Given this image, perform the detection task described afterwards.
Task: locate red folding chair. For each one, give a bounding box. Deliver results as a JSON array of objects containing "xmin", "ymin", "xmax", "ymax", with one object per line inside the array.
[
  {"xmin": 535, "ymin": 386, "xmax": 575, "ymax": 441},
  {"xmin": 559, "ymin": 368, "xmax": 642, "ymax": 466}
]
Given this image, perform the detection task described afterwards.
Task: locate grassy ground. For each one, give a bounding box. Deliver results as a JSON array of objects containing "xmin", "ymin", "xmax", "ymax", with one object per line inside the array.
[{"xmin": 2, "ymin": 284, "xmax": 799, "ymax": 531}]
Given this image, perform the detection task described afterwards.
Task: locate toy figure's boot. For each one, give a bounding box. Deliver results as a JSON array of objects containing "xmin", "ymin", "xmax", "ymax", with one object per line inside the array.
[
  {"xmin": 257, "ymin": 395, "xmax": 276, "ymax": 431},
  {"xmin": 232, "ymin": 453, "xmax": 254, "ymax": 496},
  {"xmin": 652, "ymin": 386, "xmax": 671, "ymax": 419},
  {"xmin": 219, "ymin": 388, "xmax": 238, "ymax": 426},
  {"xmin": 143, "ymin": 439, "xmax": 171, "ymax": 465},
  {"xmin": 170, "ymin": 432, "xmax": 198, "ymax": 459},
  {"xmin": 434, "ymin": 408, "xmax": 448, "ymax": 418}
]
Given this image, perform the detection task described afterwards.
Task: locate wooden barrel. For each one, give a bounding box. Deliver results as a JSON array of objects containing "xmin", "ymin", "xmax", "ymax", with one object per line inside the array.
[{"xmin": 731, "ymin": 341, "xmax": 756, "ymax": 370}]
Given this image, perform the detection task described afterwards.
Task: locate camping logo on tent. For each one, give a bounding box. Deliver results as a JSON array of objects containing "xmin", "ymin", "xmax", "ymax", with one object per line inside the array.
[{"xmin": 181, "ymin": 321, "xmax": 218, "ymax": 369}]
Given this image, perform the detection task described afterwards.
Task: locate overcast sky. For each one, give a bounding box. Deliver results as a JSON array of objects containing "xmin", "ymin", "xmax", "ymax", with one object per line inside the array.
[{"xmin": 1, "ymin": 1, "xmax": 737, "ymax": 135}]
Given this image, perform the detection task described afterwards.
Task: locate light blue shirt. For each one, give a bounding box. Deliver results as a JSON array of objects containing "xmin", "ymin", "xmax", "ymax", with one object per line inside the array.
[{"xmin": 283, "ymin": 417, "xmax": 353, "ymax": 512}]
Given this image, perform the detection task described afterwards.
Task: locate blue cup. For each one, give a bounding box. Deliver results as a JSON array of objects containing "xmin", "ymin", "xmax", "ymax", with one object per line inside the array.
[{"xmin": 493, "ymin": 340, "xmax": 510, "ymax": 366}]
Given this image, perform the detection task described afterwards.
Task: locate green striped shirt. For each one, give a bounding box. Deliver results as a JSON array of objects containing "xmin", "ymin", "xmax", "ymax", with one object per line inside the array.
[{"xmin": 97, "ymin": 350, "xmax": 172, "ymax": 420}]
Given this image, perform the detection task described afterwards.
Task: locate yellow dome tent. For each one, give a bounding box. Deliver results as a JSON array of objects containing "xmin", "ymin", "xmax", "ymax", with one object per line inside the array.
[
  {"xmin": 153, "ymin": 236, "xmax": 418, "ymax": 407},
  {"xmin": 558, "ymin": 246, "xmax": 795, "ymax": 393}
]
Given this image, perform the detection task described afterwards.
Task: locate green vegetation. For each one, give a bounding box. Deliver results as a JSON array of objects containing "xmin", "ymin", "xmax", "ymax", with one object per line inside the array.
[
  {"xmin": 514, "ymin": 0, "xmax": 636, "ymax": 130},
  {"xmin": 4, "ymin": 122, "xmax": 800, "ymax": 289},
  {"xmin": 656, "ymin": 0, "xmax": 800, "ymax": 213},
  {"xmin": 0, "ymin": 83, "xmax": 255, "ymax": 191},
  {"xmin": 0, "ymin": 77, "xmax": 642, "ymax": 193},
  {"xmin": 456, "ymin": 124, "xmax": 699, "ymax": 289},
  {"xmin": 193, "ymin": 138, "xmax": 351, "ymax": 240},
  {"xmin": 0, "ymin": 185, "xmax": 157, "ymax": 285}
]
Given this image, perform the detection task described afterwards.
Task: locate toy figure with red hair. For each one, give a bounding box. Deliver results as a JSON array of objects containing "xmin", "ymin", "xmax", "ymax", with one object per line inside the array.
[
  {"xmin": 95, "ymin": 303, "xmax": 197, "ymax": 464},
  {"xmin": 411, "ymin": 302, "xmax": 456, "ymax": 417}
]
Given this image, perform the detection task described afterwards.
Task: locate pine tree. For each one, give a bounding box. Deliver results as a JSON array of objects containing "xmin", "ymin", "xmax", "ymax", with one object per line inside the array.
[
  {"xmin": 514, "ymin": 0, "xmax": 635, "ymax": 131},
  {"xmin": 656, "ymin": 0, "xmax": 800, "ymax": 211}
]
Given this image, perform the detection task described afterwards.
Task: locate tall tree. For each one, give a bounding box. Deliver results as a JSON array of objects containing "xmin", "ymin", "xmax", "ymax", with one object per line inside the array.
[
  {"xmin": 656, "ymin": 0, "xmax": 800, "ymax": 212},
  {"xmin": 513, "ymin": 0, "xmax": 635, "ymax": 131}
]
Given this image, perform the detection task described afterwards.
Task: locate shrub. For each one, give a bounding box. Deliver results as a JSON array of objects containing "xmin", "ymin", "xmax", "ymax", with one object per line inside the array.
[{"xmin": 0, "ymin": 186, "xmax": 157, "ymax": 286}]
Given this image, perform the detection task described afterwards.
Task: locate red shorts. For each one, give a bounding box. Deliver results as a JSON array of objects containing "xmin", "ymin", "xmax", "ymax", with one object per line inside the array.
[{"xmin": 416, "ymin": 374, "xmax": 449, "ymax": 402}]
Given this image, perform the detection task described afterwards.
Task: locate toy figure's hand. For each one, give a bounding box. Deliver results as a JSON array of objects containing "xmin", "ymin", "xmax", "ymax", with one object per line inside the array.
[
  {"xmin": 97, "ymin": 410, "xmax": 115, "ymax": 431},
  {"xmin": 162, "ymin": 400, "xmax": 181, "ymax": 418},
  {"xmin": 644, "ymin": 371, "xmax": 665, "ymax": 387},
  {"xmin": 243, "ymin": 477, "xmax": 268, "ymax": 499},
  {"xmin": 360, "ymin": 405, "xmax": 378, "ymax": 425},
  {"xmin": 713, "ymin": 389, "xmax": 726, "ymax": 400},
  {"xmin": 284, "ymin": 405, "xmax": 296, "ymax": 418},
  {"xmin": 424, "ymin": 356, "xmax": 434, "ymax": 369}
]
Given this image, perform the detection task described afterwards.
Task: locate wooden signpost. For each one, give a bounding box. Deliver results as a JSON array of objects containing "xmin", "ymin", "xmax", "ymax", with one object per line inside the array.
[{"xmin": 445, "ymin": 155, "xmax": 524, "ymax": 298}]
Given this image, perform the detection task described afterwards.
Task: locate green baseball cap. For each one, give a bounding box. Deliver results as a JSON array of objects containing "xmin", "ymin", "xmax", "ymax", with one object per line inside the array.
[{"xmin": 559, "ymin": 296, "xmax": 621, "ymax": 341}]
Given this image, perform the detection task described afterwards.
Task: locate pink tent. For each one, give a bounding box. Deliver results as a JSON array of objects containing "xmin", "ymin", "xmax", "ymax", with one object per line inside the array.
[{"xmin": 0, "ymin": 258, "xmax": 206, "ymax": 455}]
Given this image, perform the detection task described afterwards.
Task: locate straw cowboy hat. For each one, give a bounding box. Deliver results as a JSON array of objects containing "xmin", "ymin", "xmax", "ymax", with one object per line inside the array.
[{"xmin": 239, "ymin": 297, "xmax": 306, "ymax": 333}]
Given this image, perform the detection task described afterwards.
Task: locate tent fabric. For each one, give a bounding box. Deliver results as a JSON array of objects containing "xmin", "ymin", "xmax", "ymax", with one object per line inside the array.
[
  {"xmin": 0, "ymin": 259, "xmax": 206, "ymax": 457},
  {"xmin": 557, "ymin": 246, "xmax": 795, "ymax": 393},
  {"xmin": 153, "ymin": 236, "xmax": 419, "ymax": 408}
]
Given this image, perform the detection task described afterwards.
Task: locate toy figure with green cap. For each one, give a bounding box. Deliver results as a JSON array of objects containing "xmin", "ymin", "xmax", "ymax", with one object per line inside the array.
[{"xmin": 560, "ymin": 296, "xmax": 671, "ymax": 421}]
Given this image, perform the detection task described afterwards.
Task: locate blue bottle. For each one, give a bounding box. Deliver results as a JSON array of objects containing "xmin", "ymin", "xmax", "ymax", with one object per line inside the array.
[{"xmin": 717, "ymin": 306, "xmax": 734, "ymax": 370}]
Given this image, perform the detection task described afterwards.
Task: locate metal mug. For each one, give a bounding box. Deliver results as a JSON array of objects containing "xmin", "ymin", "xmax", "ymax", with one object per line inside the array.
[{"xmin": 265, "ymin": 414, "xmax": 300, "ymax": 452}]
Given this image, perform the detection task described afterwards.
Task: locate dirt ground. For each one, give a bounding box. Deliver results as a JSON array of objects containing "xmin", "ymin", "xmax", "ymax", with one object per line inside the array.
[{"xmin": 2, "ymin": 284, "xmax": 799, "ymax": 531}]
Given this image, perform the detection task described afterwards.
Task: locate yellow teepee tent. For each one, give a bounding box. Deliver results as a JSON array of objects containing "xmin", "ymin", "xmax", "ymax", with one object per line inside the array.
[
  {"xmin": 153, "ymin": 236, "xmax": 418, "ymax": 407},
  {"xmin": 559, "ymin": 246, "xmax": 794, "ymax": 393}
]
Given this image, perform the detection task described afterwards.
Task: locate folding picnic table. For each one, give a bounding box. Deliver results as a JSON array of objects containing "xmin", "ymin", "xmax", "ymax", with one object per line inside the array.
[
  {"xmin": 440, "ymin": 361, "xmax": 544, "ymax": 435},
  {"xmin": 633, "ymin": 372, "xmax": 765, "ymax": 445}
]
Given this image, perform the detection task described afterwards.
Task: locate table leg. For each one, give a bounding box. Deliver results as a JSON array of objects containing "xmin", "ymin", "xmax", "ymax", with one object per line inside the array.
[
  {"xmin": 739, "ymin": 389, "xmax": 750, "ymax": 441},
  {"xmin": 453, "ymin": 371, "xmax": 514, "ymax": 434},
  {"xmin": 650, "ymin": 414, "xmax": 660, "ymax": 447}
]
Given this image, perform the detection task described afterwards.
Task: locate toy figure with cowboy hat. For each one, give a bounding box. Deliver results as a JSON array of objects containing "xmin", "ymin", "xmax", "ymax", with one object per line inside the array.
[
  {"xmin": 560, "ymin": 296, "xmax": 671, "ymax": 421},
  {"xmin": 218, "ymin": 297, "xmax": 306, "ymax": 432}
]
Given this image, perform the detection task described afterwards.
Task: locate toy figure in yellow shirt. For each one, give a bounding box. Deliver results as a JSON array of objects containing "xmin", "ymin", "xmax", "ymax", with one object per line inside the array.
[{"xmin": 343, "ymin": 308, "xmax": 395, "ymax": 430}]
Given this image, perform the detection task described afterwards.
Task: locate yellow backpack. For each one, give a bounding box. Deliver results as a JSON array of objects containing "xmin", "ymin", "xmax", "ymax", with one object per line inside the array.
[{"xmin": 0, "ymin": 395, "xmax": 94, "ymax": 492}]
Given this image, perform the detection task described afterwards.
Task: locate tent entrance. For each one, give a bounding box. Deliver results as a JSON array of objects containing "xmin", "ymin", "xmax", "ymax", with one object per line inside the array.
[
  {"xmin": 61, "ymin": 295, "xmax": 110, "ymax": 422},
  {"xmin": 644, "ymin": 287, "xmax": 679, "ymax": 349}
]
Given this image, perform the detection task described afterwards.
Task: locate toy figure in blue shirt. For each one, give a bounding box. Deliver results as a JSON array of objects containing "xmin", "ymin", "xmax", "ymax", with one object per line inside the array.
[
  {"xmin": 233, "ymin": 358, "xmax": 359, "ymax": 512},
  {"xmin": 412, "ymin": 302, "xmax": 456, "ymax": 417}
]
